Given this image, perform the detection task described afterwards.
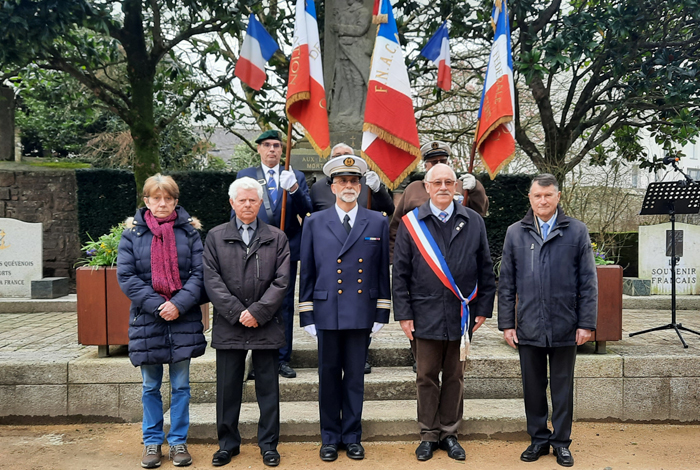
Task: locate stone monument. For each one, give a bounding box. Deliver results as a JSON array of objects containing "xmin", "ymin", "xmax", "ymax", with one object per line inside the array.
[
  {"xmin": 0, "ymin": 218, "xmax": 43, "ymax": 298},
  {"xmin": 638, "ymin": 222, "xmax": 700, "ymax": 295},
  {"xmin": 0, "ymin": 86, "xmax": 14, "ymax": 161}
]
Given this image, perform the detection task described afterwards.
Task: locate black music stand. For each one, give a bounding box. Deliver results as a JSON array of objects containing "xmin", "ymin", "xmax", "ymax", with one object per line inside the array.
[{"xmin": 629, "ymin": 180, "xmax": 700, "ymax": 347}]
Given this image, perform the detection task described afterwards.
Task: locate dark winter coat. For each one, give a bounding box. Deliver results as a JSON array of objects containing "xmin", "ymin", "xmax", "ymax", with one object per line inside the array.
[
  {"xmin": 497, "ymin": 206, "xmax": 598, "ymax": 347},
  {"xmin": 117, "ymin": 206, "xmax": 207, "ymax": 367},
  {"xmin": 392, "ymin": 201, "xmax": 497, "ymax": 341},
  {"xmin": 203, "ymin": 218, "xmax": 290, "ymax": 350}
]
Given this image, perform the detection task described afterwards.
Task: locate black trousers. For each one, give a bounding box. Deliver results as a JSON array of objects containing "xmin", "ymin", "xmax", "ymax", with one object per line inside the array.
[
  {"xmin": 317, "ymin": 328, "xmax": 370, "ymax": 445},
  {"xmin": 518, "ymin": 344, "xmax": 577, "ymax": 448},
  {"xmin": 278, "ymin": 261, "xmax": 297, "ymax": 363},
  {"xmin": 216, "ymin": 348, "xmax": 279, "ymax": 452}
]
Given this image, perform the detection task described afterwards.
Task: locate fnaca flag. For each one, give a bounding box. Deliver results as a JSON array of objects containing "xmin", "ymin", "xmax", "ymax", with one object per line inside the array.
[
  {"xmin": 420, "ymin": 21, "xmax": 452, "ymax": 91},
  {"xmin": 362, "ymin": 0, "xmax": 421, "ymax": 190},
  {"xmin": 475, "ymin": 0, "xmax": 515, "ymax": 178},
  {"xmin": 234, "ymin": 14, "xmax": 279, "ymax": 91},
  {"xmin": 286, "ymin": 0, "xmax": 330, "ymax": 157}
]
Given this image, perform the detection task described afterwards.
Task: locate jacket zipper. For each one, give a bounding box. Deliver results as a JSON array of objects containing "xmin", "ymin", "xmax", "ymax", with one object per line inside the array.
[
  {"xmin": 255, "ymin": 253, "xmax": 260, "ymax": 279},
  {"xmin": 530, "ymin": 243, "xmax": 535, "ymax": 272}
]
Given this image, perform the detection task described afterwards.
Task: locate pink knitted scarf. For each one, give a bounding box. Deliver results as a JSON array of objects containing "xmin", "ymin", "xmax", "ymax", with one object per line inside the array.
[{"xmin": 145, "ymin": 209, "xmax": 182, "ymax": 301}]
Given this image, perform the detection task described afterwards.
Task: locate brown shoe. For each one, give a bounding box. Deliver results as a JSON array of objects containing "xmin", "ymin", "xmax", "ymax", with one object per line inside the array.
[
  {"xmin": 141, "ymin": 444, "xmax": 162, "ymax": 468},
  {"xmin": 169, "ymin": 443, "xmax": 192, "ymax": 467}
]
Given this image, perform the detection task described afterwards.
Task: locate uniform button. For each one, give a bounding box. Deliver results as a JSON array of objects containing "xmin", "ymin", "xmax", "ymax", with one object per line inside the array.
[
  {"xmin": 338, "ymin": 279, "xmax": 343, "ymax": 284},
  {"xmin": 337, "ymin": 269, "xmax": 342, "ymax": 274},
  {"xmin": 357, "ymin": 279, "xmax": 362, "ymax": 283},
  {"xmin": 358, "ymin": 269, "xmax": 363, "ymax": 273},
  {"xmin": 337, "ymin": 259, "xmax": 342, "ymax": 263},
  {"xmin": 358, "ymin": 289, "xmax": 363, "ymax": 294},
  {"xmin": 338, "ymin": 289, "xmax": 343, "ymax": 294},
  {"xmin": 358, "ymin": 258, "xmax": 363, "ymax": 263}
]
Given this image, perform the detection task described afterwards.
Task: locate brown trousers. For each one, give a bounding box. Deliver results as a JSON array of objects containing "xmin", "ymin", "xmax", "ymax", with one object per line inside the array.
[{"xmin": 412, "ymin": 338, "xmax": 466, "ymax": 442}]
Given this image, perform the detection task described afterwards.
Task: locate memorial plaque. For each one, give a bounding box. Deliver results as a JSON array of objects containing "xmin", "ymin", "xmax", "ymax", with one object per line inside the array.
[
  {"xmin": 0, "ymin": 219, "xmax": 43, "ymax": 298},
  {"xmin": 291, "ymin": 148, "xmax": 327, "ymax": 172},
  {"xmin": 639, "ymin": 223, "xmax": 700, "ymax": 295}
]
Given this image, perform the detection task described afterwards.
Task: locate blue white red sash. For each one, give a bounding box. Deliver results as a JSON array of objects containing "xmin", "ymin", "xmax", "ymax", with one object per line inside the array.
[{"xmin": 403, "ymin": 208, "xmax": 477, "ymax": 359}]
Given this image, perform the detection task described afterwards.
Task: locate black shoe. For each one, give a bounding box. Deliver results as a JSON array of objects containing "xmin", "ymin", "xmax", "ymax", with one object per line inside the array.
[
  {"xmin": 520, "ymin": 443, "xmax": 550, "ymax": 462},
  {"xmin": 554, "ymin": 447, "xmax": 574, "ymax": 467},
  {"xmin": 439, "ymin": 436, "xmax": 465, "ymax": 460},
  {"xmin": 364, "ymin": 361, "xmax": 372, "ymax": 374},
  {"xmin": 319, "ymin": 444, "xmax": 338, "ymax": 462},
  {"xmin": 412, "ymin": 361, "xmax": 417, "ymax": 373},
  {"xmin": 262, "ymin": 450, "xmax": 280, "ymax": 467},
  {"xmin": 212, "ymin": 448, "xmax": 239, "ymax": 466},
  {"xmin": 279, "ymin": 362, "xmax": 297, "ymax": 378},
  {"xmin": 346, "ymin": 443, "xmax": 365, "ymax": 460},
  {"xmin": 247, "ymin": 369, "xmax": 255, "ymax": 380},
  {"xmin": 415, "ymin": 441, "xmax": 438, "ymax": 461}
]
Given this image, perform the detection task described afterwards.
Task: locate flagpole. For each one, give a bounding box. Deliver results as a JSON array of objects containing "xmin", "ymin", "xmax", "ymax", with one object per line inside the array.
[{"xmin": 280, "ymin": 119, "xmax": 293, "ymax": 232}]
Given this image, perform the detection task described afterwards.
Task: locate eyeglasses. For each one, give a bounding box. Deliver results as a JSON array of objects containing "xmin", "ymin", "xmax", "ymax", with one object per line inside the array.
[
  {"xmin": 332, "ymin": 178, "xmax": 361, "ymax": 186},
  {"xmin": 261, "ymin": 142, "xmax": 281, "ymax": 149},
  {"xmin": 426, "ymin": 179, "xmax": 456, "ymax": 188},
  {"xmin": 426, "ymin": 158, "xmax": 449, "ymax": 165}
]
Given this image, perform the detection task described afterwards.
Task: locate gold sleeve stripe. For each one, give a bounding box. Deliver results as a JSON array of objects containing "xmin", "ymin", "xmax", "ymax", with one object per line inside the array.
[
  {"xmin": 376, "ymin": 299, "xmax": 391, "ymax": 309},
  {"xmin": 298, "ymin": 301, "xmax": 314, "ymax": 312}
]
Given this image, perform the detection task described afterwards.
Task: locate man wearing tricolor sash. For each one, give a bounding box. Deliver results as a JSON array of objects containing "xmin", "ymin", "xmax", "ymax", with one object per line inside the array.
[{"xmin": 392, "ymin": 163, "xmax": 496, "ymax": 462}]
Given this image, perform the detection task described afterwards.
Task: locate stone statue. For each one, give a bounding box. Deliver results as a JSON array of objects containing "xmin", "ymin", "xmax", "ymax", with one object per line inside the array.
[{"xmin": 326, "ymin": 0, "xmax": 373, "ymax": 131}]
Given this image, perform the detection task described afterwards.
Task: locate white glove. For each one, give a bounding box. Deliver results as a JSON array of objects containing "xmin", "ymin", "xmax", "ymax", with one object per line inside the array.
[
  {"xmin": 370, "ymin": 322, "xmax": 384, "ymax": 337},
  {"xmin": 460, "ymin": 173, "xmax": 476, "ymax": 191},
  {"xmin": 304, "ymin": 324, "xmax": 317, "ymax": 337},
  {"xmin": 279, "ymin": 169, "xmax": 297, "ymax": 191},
  {"xmin": 365, "ymin": 171, "xmax": 381, "ymax": 192}
]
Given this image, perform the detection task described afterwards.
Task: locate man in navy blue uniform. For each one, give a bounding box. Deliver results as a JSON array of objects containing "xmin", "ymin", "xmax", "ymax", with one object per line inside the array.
[
  {"xmin": 236, "ymin": 129, "xmax": 313, "ymax": 379},
  {"xmin": 299, "ymin": 154, "xmax": 391, "ymax": 462}
]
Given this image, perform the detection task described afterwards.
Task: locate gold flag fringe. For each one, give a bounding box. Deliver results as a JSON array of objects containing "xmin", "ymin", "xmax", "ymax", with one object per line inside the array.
[
  {"xmin": 362, "ymin": 149, "xmax": 421, "ymax": 191},
  {"xmin": 372, "ymin": 14, "xmax": 388, "ymax": 24},
  {"xmin": 362, "ymin": 123, "xmax": 421, "ymax": 158},
  {"xmin": 474, "ymin": 115, "xmax": 516, "ymax": 180},
  {"xmin": 285, "ymin": 91, "xmax": 310, "ymax": 113}
]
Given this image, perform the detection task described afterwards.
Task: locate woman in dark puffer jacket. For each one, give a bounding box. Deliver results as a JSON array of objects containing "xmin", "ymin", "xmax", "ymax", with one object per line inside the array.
[{"xmin": 117, "ymin": 174, "xmax": 206, "ymax": 469}]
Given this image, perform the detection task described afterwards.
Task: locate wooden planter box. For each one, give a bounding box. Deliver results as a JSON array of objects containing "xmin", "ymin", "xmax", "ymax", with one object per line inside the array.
[
  {"xmin": 592, "ymin": 264, "xmax": 623, "ymax": 353},
  {"xmin": 77, "ymin": 266, "xmax": 210, "ymax": 356}
]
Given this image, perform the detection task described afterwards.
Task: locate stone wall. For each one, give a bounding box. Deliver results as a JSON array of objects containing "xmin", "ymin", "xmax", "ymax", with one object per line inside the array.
[{"xmin": 0, "ymin": 167, "xmax": 80, "ymax": 279}]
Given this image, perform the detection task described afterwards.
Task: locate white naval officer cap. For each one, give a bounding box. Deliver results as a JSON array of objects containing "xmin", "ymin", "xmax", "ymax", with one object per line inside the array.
[{"xmin": 322, "ymin": 154, "xmax": 368, "ymax": 178}]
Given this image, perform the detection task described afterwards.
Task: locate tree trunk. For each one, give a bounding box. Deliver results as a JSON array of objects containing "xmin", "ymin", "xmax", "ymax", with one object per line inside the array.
[{"xmin": 122, "ymin": 0, "xmax": 161, "ymax": 196}]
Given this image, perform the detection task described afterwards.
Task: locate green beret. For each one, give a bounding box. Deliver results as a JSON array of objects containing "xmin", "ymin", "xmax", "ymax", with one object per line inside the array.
[{"xmin": 255, "ymin": 129, "xmax": 283, "ymax": 144}]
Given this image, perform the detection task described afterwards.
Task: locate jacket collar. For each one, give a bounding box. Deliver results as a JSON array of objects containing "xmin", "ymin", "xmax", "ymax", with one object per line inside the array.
[
  {"xmin": 222, "ymin": 216, "xmax": 274, "ymax": 244},
  {"xmin": 417, "ymin": 200, "xmax": 470, "ymax": 223},
  {"xmin": 521, "ymin": 204, "xmax": 571, "ymax": 230}
]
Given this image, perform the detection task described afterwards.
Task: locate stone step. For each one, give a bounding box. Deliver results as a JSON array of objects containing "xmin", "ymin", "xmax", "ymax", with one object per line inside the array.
[
  {"xmin": 167, "ymin": 399, "xmax": 527, "ymax": 443},
  {"xmin": 190, "ymin": 366, "xmax": 524, "ymax": 404}
]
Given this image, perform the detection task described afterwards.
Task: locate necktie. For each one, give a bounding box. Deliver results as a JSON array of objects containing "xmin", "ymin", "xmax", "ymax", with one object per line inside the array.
[
  {"xmin": 343, "ymin": 214, "xmax": 352, "ymax": 234},
  {"xmin": 542, "ymin": 222, "xmax": 549, "ymax": 240},
  {"xmin": 268, "ymin": 169, "xmax": 278, "ymax": 202},
  {"xmin": 439, "ymin": 211, "xmax": 448, "ymax": 223},
  {"xmin": 241, "ymin": 224, "xmax": 251, "ymax": 244}
]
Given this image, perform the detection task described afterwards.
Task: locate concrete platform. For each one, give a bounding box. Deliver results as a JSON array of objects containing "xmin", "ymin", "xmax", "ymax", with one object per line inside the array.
[
  {"xmin": 170, "ymin": 399, "xmax": 528, "ymax": 443},
  {"xmin": 0, "ymin": 294, "xmax": 76, "ymax": 313}
]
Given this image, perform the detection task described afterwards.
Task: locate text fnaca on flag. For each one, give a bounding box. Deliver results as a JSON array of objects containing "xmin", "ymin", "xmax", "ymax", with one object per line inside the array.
[
  {"xmin": 362, "ymin": 0, "xmax": 421, "ymax": 190},
  {"xmin": 234, "ymin": 14, "xmax": 279, "ymax": 91},
  {"xmin": 285, "ymin": 0, "xmax": 330, "ymax": 158},
  {"xmin": 475, "ymin": 0, "xmax": 516, "ymax": 179}
]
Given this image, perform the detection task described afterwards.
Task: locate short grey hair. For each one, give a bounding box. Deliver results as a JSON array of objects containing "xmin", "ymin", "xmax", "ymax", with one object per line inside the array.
[
  {"xmin": 530, "ymin": 173, "xmax": 559, "ymax": 192},
  {"xmin": 331, "ymin": 142, "xmax": 354, "ymax": 157},
  {"xmin": 229, "ymin": 177, "xmax": 263, "ymax": 201},
  {"xmin": 425, "ymin": 163, "xmax": 456, "ymax": 182}
]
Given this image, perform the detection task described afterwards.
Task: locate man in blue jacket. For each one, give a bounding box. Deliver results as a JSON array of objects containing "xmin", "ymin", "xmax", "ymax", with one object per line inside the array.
[
  {"xmin": 236, "ymin": 130, "xmax": 313, "ymax": 378},
  {"xmin": 498, "ymin": 173, "xmax": 598, "ymax": 468},
  {"xmin": 299, "ymin": 154, "xmax": 391, "ymax": 462}
]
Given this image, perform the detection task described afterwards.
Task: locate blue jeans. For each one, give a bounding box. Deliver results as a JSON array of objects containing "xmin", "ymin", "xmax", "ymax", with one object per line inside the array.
[{"xmin": 141, "ymin": 359, "xmax": 191, "ymax": 445}]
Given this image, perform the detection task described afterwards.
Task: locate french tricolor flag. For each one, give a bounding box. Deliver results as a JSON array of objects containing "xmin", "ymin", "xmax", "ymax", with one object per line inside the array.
[
  {"xmin": 420, "ymin": 21, "xmax": 452, "ymax": 91},
  {"xmin": 361, "ymin": 0, "xmax": 421, "ymax": 190},
  {"xmin": 475, "ymin": 0, "xmax": 516, "ymax": 178},
  {"xmin": 285, "ymin": 0, "xmax": 330, "ymax": 157},
  {"xmin": 234, "ymin": 14, "xmax": 279, "ymax": 91}
]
